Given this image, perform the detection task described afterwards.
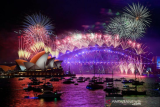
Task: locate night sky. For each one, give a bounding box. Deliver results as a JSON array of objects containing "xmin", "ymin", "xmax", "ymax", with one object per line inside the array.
[{"xmin": 0, "ymin": 0, "xmax": 160, "ymax": 63}]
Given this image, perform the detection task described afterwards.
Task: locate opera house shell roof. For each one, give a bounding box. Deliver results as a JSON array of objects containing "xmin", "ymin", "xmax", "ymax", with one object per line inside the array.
[
  {"xmin": 15, "ymin": 51, "xmax": 63, "ymax": 71},
  {"xmin": 0, "ymin": 65, "xmax": 16, "ymax": 72}
]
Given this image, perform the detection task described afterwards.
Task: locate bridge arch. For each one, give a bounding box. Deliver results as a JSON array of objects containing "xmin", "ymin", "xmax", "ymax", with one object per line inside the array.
[{"xmin": 57, "ymin": 45, "xmax": 153, "ymax": 75}]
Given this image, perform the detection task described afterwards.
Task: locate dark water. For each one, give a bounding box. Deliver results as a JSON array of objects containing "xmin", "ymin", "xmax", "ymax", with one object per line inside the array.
[{"xmin": 0, "ymin": 74, "xmax": 160, "ymax": 107}]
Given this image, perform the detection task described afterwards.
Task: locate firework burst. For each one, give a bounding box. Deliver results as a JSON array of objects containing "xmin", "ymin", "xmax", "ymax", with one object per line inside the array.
[
  {"xmin": 107, "ymin": 16, "xmax": 132, "ymax": 39},
  {"xmin": 123, "ymin": 3, "xmax": 151, "ymax": 27},
  {"xmin": 107, "ymin": 16, "xmax": 146, "ymax": 40},
  {"xmin": 136, "ymin": 57, "xmax": 145, "ymax": 75},
  {"xmin": 23, "ymin": 13, "xmax": 54, "ymax": 31}
]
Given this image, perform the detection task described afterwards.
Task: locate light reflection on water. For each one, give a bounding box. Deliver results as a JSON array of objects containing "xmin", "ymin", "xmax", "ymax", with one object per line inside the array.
[{"xmin": 0, "ymin": 74, "xmax": 159, "ymax": 107}]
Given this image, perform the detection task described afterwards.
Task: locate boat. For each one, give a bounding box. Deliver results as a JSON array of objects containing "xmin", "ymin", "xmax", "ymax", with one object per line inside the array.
[
  {"xmin": 54, "ymin": 78, "xmax": 59, "ymax": 81},
  {"xmin": 38, "ymin": 81, "xmax": 43, "ymax": 83},
  {"xmin": 63, "ymin": 79, "xmax": 74, "ymax": 84},
  {"xmin": 122, "ymin": 65, "xmax": 146, "ymax": 95},
  {"xmin": 123, "ymin": 87, "xmax": 136, "ymax": 90},
  {"xmin": 104, "ymin": 86, "xmax": 120, "ymax": 93},
  {"xmin": 42, "ymin": 78, "xmax": 45, "ymax": 80},
  {"xmin": 29, "ymin": 77, "xmax": 32, "ymax": 79},
  {"xmin": 32, "ymin": 86, "xmax": 42, "ymax": 92},
  {"xmin": 42, "ymin": 82, "xmax": 54, "ymax": 91},
  {"xmin": 50, "ymin": 77, "xmax": 59, "ymax": 81},
  {"xmin": 106, "ymin": 84, "xmax": 113, "ymax": 87},
  {"xmin": 74, "ymin": 81, "xmax": 78, "ymax": 85},
  {"xmin": 114, "ymin": 79, "xmax": 121, "ymax": 81},
  {"xmin": 38, "ymin": 90, "xmax": 62, "ymax": 99},
  {"xmin": 123, "ymin": 85, "xmax": 129, "ymax": 89},
  {"xmin": 94, "ymin": 78, "xmax": 104, "ymax": 84},
  {"xmin": 89, "ymin": 79, "xmax": 96, "ymax": 82},
  {"xmin": 18, "ymin": 77, "xmax": 24, "ymax": 80},
  {"xmin": 153, "ymin": 87, "xmax": 160, "ymax": 94},
  {"xmin": 86, "ymin": 83, "xmax": 103, "ymax": 90},
  {"xmin": 132, "ymin": 81, "xmax": 144, "ymax": 85},
  {"xmin": 77, "ymin": 77, "xmax": 83, "ymax": 80},
  {"xmin": 104, "ymin": 78, "xmax": 113, "ymax": 82},
  {"xmin": 123, "ymin": 85, "xmax": 129, "ymax": 88},
  {"xmin": 68, "ymin": 77, "xmax": 73, "ymax": 80},
  {"xmin": 121, "ymin": 79, "xmax": 132, "ymax": 84},
  {"xmin": 120, "ymin": 77, "xmax": 126, "ymax": 80},
  {"xmin": 94, "ymin": 81, "xmax": 104, "ymax": 84},
  {"xmin": 84, "ymin": 78, "xmax": 88, "ymax": 81},
  {"xmin": 85, "ymin": 77, "xmax": 90, "ymax": 81},
  {"xmin": 28, "ymin": 81, "xmax": 40, "ymax": 85},
  {"xmin": 129, "ymin": 79, "xmax": 135, "ymax": 82},
  {"xmin": 106, "ymin": 82, "xmax": 113, "ymax": 85},
  {"xmin": 61, "ymin": 77, "xmax": 65, "ymax": 79},
  {"xmin": 71, "ymin": 76, "xmax": 76, "ymax": 78},
  {"xmin": 24, "ymin": 96, "xmax": 30, "ymax": 98},
  {"xmin": 77, "ymin": 79, "xmax": 85, "ymax": 82},
  {"xmin": 122, "ymin": 88, "xmax": 146, "ymax": 95},
  {"xmin": 77, "ymin": 77, "xmax": 85, "ymax": 82},
  {"xmin": 23, "ymin": 85, "xmax": 33, "ymax": 91},
  {"xmin": 155, "ymin": 82, "xmax": 160, "ymax": 87},
  {"xmin": 31, "ymin": 78, "xmax": 38, "ymax": 82},
  {"xmin": 92, "ymin": 76, "xmax": 97, "ymax": 80},
  {"xmin": 49, "ymin": 78, "xmax": 54, "ymax": 81}
]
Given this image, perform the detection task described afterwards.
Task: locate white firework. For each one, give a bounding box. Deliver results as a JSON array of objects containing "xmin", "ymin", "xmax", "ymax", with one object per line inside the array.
[
  {"xmin": 107, "ymin": 16, "xmax": 135, "ymax": 39},
  {"xmin": 123, "ymin": 3, "xmax": 151, "ymax": 27}
]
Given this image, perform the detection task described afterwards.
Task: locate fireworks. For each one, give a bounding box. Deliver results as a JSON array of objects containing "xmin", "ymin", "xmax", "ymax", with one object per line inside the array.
[
  {"xmin": 44, "ymin": 47, "xmax": 59, "ymax": 58},
  {"xmin": 119, "ymin": 60, "xmax": 124, "ymax": 74},
  {"xmin": 134, "ymin": 44, "xmax": 147, "ymax": 55},
  {"xmin": 120, "ymin": 39, "xmax": 131, "ymax": 50},
  {"xmin": 123, "ymin": 3, "xmax": 151, "ymax": 27},
  {"xmin": 55, "ymin": 33, "xmax": 146, "ymax": 55},
  {"xmin": 22, "ymin": 13, "xmax": 53, "ymax": 48},
  {"xmin": 107, "ymin": 16, "xmax": 146, "ymax": 40},
  {"xmin": 30, "ymin": 42, "xmax": 45, "ymax": 52},
  {"xmin": 16, "ymin": 4, "xmax": 151, "ymax": 74},
  {"xmin": 122, "ymin": 3, "xmax": 150, "ymax": 40},
  {"xmin": 128, "ymin": 63, "xmax": 135, "ymax": 74},
  {"xmin": 17, "ymin": 13, "xmax": 55, "ymax": 59},
  {"xmin": 18, "ymin": 30, "xmax": 147, "ymax": 61},
  {"xmin": 18, "ymin": 49, "xmax": 31, "ymax": 59},
  {"xmin": 107, "ymin": 16, "xmax": 132, "ymax": 39},
  {"xmin": 23, "ymin": 13, "xmax": 54, "ymax": 31},
  {"xmin": 106, "ymin": 3, "xmax": 151, "ymax": 40},
  {"xmin": 118, "ymin": 57, "xmax": 145, "ymax": 75},
  {"xmin": 136, "ymin": 57, "xmax": 145, "ymax": 75},
  {"xmin": 111, "ymin": 35, "xmax": 121, "ymax": 48},
  {"xmin": 119, "ymin": 59, "xmax": 130, "ymax": 74}
]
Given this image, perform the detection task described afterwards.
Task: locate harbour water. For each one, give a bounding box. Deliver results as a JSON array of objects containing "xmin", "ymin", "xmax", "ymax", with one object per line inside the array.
[{"xmin": 0, "ymin": 74, "xmax": 160, "ymax": 107}]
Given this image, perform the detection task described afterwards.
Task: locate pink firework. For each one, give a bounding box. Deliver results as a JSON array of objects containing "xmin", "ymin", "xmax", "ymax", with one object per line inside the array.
[
  {"xmin": 24, "ymin": 24, "xmax": 49, "ymax": 44},
  {"xmin": 111, "ymin": 34, "xmax": 121, "ymax": 48},
  {"xmin": 119, "ymin": 60, "xmax": 124, "ymax": 74},
  {"xmin": 134, "ymin": 44, "xmax": 147, "ymax": 55},
  {"xmin": 136, "ymin": 57, "xmax": 144, "ymax": 75},
  {"xmin": 120, "ymin": 39, "xmax": 131, "ymax": 50}
]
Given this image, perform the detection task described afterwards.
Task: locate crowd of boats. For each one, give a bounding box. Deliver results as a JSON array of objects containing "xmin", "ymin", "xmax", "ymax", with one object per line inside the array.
[
  {"xmin": 18, "ymin": 75, "xmax": 160, "ymax": 100},
  {"xmin": 20, "ymin": 77, "xmax": 63, "ymax": 99}
]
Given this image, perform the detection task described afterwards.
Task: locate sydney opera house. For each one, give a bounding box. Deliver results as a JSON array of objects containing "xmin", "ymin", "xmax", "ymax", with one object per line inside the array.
[{"xmin": 0, "ymin": 51, "xmax": 64, "ymax": 77}]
